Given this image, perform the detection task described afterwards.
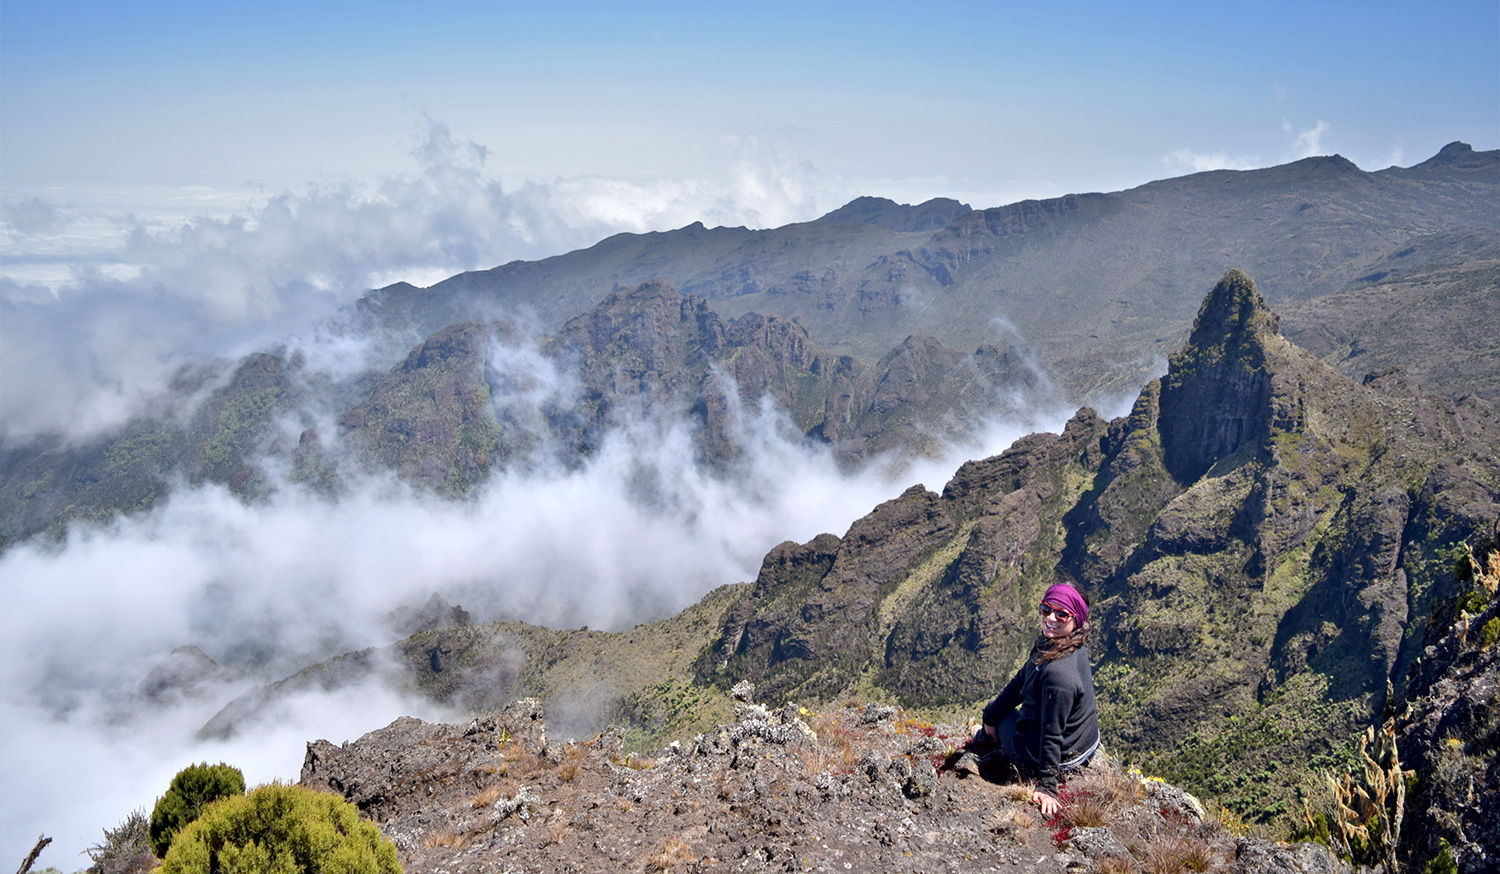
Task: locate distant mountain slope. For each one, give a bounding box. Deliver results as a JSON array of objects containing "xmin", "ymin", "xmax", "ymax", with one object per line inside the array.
[
  {"xmin": 361, "ymin": 143, "xmax": 1500, "ymax": 403},
  {"xmin": 1280, "ymin": 227, "xmax": 1500, "ymax": 401}
]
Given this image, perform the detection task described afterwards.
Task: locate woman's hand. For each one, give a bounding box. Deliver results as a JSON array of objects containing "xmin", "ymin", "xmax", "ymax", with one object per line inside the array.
[{"xmin": 1032, "ymin": 789, "xmax": 1061, "ymax": 817}]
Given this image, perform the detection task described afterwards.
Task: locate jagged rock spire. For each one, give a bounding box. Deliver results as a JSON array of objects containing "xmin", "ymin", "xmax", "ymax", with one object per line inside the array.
[
  {"xmin": 1184, "ymin": 268, "xmax": 1280, "ymax": 350},
  {"xmin": 1158, "ymin": 270, "xmax": 1279, "ymax": 483}
]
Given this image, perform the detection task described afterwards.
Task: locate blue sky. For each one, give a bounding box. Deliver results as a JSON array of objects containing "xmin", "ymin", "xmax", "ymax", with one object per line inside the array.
[{"xmin": 4, "ymin": 0, "xmax": 1496, "ymax": 199}]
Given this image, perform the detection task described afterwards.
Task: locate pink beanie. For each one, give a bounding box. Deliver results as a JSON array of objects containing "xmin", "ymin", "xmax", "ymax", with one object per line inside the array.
[{"xmin": 1042, "ymin": 582, "xmax": 1088, "ymax": 625}]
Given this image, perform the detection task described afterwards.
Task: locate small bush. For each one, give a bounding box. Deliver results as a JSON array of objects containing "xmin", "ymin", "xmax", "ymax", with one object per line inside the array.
[
  {"xmin": 87, "ymin": 808, "xmax": 155, "ymax": 874},
  {"xmin": 149, "ymin": 762, "xmax": 246, "ymax": 858},
  {"xmin": 159, "ymin": 782, "xmax": 401, "ymax": 874}
]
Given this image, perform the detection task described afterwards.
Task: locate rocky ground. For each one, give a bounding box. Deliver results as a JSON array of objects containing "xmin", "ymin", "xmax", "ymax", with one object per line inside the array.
[{"xmin": 300, "ymin": 687, "xmax": 1348, "ymax": 874}]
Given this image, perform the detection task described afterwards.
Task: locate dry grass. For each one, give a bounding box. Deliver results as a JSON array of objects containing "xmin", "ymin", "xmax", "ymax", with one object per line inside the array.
[
  {"xmin": 468, "ymin": 777, "xmax": 519, "ymax": 810},
  {"xmin": 644, "ymin": 837, "xmax": 697, "ymax": 872},
  {"xmin": 1140, "ymin": 834, "xmax": 1217, "ymax": 874},
  {"xmin": 422, "ymin": 829, "xmax": 471, "ymax": 850},
  {"xmin": 792, "ymin": 742, "xmax": 828, "ymax": 775},
  {"xmin": 1061, "ymin": 764, "xmax": 1140, "ymax": 828},
  {"xmin": 621, "ymin": 753, "xmax": 656, "ymax": 771},
  {"xmin": 543, "ymin": 817, "xmax": 570, "ymax": 847},
  {"xmin": 809, "ymin": 714, "xmax": 859, "ymax": 771},
  {"xmin": 1070, "ymin": 763, "xmax": 1142, "ymax": 805},
  {"xmin": 470, "ymin": 784, "xmax": 507, "ymax": 809},
  {"xmin": 1097, "ymin": 855, "xmax": 1140, "ymax": 874},
  {"xmin": 493, "ymin": 741, "xmax": 548, "ymax": 780},
  {"xmin": 998, "ymin": 783, "xmax": 1035, "ymax": 803},
  {"xmin": 1065, "ymin": 791, "xmax": 1113, "ymax": 828},
  {"xmin": 557, "ymin": 759, "xmax": 580, "ymax": 782}
]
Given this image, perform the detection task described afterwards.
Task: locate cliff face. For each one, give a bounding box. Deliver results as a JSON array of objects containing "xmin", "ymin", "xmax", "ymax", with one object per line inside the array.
[
  {"xmin": 340, "ymin": 322, "xmax": 507, "ymax": 493},
  {"xmin": 542, "ymin": 277, "xmax": 1048, "ymax": 468},
  {"xmin": 1157, "ymin": 270, "xmax": 1278, "ymax": 483},
  {"xmin": 691, "ymin": 271, "xmax": 1500, "ymax": 820},
  {"xmin": 1396, "ymin": 541, "xmax": 1500, "ymax": 874}
]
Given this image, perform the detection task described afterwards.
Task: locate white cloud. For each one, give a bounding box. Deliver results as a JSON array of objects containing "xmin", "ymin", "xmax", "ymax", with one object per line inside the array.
[
  {"xmin": 1162, "ymin": 148, "xmax": 1260, "ymax": 174},
  {"xmin": 1162, "ymin": 118, "xmax": 1339, "ymax": 176},
  {"xmin": 1289, "ymin": 120, "xmax": 1330, "ymax": 159},
  {"xmin": 0, "ymin": 118, "xmax": 863, "ymax": 443}
]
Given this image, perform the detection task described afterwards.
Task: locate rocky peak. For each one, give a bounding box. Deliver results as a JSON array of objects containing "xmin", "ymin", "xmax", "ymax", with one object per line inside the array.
[
  {"xmin": 814, "ymin": 195, "xmax": 972, "ymax": 233},
  {"xmin": 1157, "ymin": 270, "xmax": 1279, "ymax": 482},
  {"xmin": 1184, "ymin": 269, "xmax": 1280, "ymax": 349},
  {"xmin": 1415, "ymin": 140, "xmax": 1483, "ymax": 169},
  {"xmin": 139, "ymin": 645, "xmax": 229, "ymax": 704}
]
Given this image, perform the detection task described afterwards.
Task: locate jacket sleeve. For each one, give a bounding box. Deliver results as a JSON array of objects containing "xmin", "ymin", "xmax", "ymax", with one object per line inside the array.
[
  {"xmin": 982, "ymin": 663, "xmax": 1028, "ymax": 727},
  {"xmin": 1035, "ymin": 664, "xmax": 1078, "ymax": 797}
]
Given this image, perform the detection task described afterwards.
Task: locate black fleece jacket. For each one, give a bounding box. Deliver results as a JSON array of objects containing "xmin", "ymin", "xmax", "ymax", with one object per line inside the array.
[{"xmin": 982, "ymin": 643, "xmax": 1099, "ymax": 796}]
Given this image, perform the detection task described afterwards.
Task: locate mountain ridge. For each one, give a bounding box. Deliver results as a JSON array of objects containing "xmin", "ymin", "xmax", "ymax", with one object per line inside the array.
[{"xmin": 356, "ymin": 143, "xmax": 1500, "ymax": 404}]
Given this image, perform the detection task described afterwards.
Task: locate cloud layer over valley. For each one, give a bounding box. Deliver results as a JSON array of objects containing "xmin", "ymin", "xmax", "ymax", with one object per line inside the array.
[{"xmin": 0, "ymin": 359, "xmax": 1063, "ymax": 863}]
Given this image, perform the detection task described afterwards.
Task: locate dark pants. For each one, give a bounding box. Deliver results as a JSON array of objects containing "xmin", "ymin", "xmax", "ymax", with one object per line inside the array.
[{"xmin": 970, "ymin": 711, "xmax": 1034, "ymax": 783}]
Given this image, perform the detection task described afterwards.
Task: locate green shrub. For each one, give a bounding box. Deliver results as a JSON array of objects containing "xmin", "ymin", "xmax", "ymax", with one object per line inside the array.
[
  {"xmin": 149, "ymin": 762, "xmax": 247, "ymax": 857},
  {"xmin": 1424, "ymin": 840, "xmax": 1458, "ymax": 874},
  {"xmin": 159, "ymin": 782, "xmax": 401, "ymax": 874}
]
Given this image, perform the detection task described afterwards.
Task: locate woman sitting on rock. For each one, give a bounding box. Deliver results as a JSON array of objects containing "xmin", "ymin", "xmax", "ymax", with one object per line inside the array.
[{"xmin": 977, "ymin": 575, "xmax": 1100, "ymax": 816}]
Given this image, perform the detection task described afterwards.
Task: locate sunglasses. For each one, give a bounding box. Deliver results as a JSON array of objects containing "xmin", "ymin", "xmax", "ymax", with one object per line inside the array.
[{"xmin": 1038, "ymin": 603, "xmax": 1074, "ymax": 622}]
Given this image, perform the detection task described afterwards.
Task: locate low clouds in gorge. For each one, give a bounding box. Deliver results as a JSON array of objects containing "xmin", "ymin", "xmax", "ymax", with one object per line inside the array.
[{"xmin": 0, "ymin": 363, "xmax": 1064, "ymax": 862}]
